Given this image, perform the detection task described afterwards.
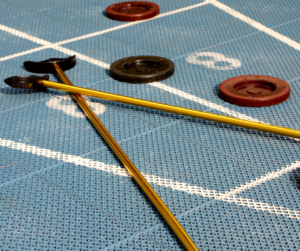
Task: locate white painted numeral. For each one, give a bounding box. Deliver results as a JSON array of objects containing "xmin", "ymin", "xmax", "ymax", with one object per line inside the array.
[
  {"xmin": 46, "ymin": 95, "xmax": 106, "ymax": 118},
  {"xmin": 186, "ymin": 52, "xmax": 241, "ymax": 70}
]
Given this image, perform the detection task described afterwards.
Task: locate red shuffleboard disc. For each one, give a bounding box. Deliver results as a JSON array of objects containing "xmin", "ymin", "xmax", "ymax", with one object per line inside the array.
[
  {"xmin": 219, "ymin": 75, "xmax": 290, "ymax": 107},
  {"xmin": 106, "ymin": 1, "xmax": 159, "ymax": 21}
]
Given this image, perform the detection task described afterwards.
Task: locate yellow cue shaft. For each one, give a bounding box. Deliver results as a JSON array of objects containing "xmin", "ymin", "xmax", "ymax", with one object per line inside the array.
[
  {"xmin": 40, "ymin": 78, "xmax": 300, "ymax": 139},
  {"xmin": 52, "ymin": 64, "xmax": 199, "ymax": 251}
]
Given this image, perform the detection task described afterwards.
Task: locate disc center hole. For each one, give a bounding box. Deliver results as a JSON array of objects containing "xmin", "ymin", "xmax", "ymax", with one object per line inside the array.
[
  {"xmin": 116, "ymin": 4, "xmax": 149, "ymax": 13},
  {"xmin": 123, "ymin": 60, "xmax": 162, "ymax": 74},
  {"xmin": 233, "ymin": 80, "xmax": 277, "ymax": 95}
]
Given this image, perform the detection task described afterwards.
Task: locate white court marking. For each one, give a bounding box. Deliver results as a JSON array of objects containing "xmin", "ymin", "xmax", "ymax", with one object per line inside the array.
[
  {"xmin": 0, "ymin": 0, "xmax": 298, "ymax": 123},
  {"xmin": 208, "ymin": 0, "xmax": 300, "ymax": 52},
  {"xmin": 0, "ymin": 1, "xmax": 209, "ymax": 62},
  {"xmin": 0, "ymin": 0, "xmax": 299, "ymax": 219},
  {"xmin": 149, "ymin": 82, "xmax": 262, "ymax": 122},
  {"xmin": 55, "ymin": 1, "xmax": 210, "ymax": 46},
  {"xmin": 0, "ymin": 137, "xmax": 299, "ymax": 220},
  {"xmin": 46, "ymin": 95, "xmax": 106, "ymax": 118},
  {"xmin": 0, "ymin": 46, "xmax": 49, "ymax": 62},
  {"xmin": 186, "ymin": 52, "xmax": 242, "ymax": 70},
  {"xmin": 0, "ymin": 23, "xmax": 262, "ymax": 123}
]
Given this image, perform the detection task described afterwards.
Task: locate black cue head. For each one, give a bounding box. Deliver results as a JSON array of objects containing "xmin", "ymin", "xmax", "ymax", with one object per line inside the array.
[
  {"xmin": 4, "ymin": 75, "xmax": 49, "ymax": 90},
  {"xmin": 23, "ymin": 55, "xmax": 76, "ymax": 74}
]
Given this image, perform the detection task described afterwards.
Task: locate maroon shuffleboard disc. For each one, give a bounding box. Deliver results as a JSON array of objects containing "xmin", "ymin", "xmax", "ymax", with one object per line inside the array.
[
  {"xmin": 219, "ymin": 75, "xmax": 290, "ymax": 107},
  {"xmin": 106, "ymin": 1, "xmax": 159, "ymax": 21}
]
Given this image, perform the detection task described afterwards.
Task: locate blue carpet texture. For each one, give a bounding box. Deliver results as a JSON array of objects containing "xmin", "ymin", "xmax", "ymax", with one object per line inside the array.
[{"xmin": 0, "ymin": 0, "xmax": 300, "ymax": 250}]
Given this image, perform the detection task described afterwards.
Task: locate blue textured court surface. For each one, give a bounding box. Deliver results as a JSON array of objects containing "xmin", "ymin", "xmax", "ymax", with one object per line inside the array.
[{"xmin": 1, "ymin": 0, "xmax": 300, "ymax": 250}]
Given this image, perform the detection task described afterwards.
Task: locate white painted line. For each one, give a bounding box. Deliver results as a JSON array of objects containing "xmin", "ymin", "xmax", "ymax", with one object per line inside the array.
[
  {"xmin": 55, "ymin": 1, "xmax": 210, "ymax": 46},
  {"xmin": 0, "ymin": 20, "xmax": 260, "ymax": 123},
  {"xmin": 31, "ymin": 45, "xmax": 264, "ymax": 123},
  {"xmin": 45, "ymin": 51, "xmax": 262, "ymax": 123},
  {"xmin": 0, "ymin": 138, "xmax": 130, "ymax": 177},
  {"xmin": 0, "ymin": 1, "xmax": 286, "ymax": 125},
  {"xmin": 208, "ymin": 0, "xmax": 300, "ymax": 52},
  {"xmin": 220, "ymin": 161, "xmax": 300, "ymax": 197},
  {"xmin": 149, "ymin": 82, "xmax": 263, "ymax": 122},
  {"xmin": 222, "ymin": 195, "xmax": 300, "ymax": 219},
  {"xmin": 1, "ymin": 137, "xmax": 299, "ymax": 219},
  {"xmin": 39, "ymin": 46, "xmax": 264, "ymax": 122},
  {"xmin": 53, "ymin": 46, "xmax": 110, "ymax": 69},
  {"xmin": 0, "ymin": 24, "xmax": 109, "ymax": 70},
  {"xmin": 0, "ymin": 46, "xmax": 49, "ymax": 62},
  {"xmin": 146, "ymin": 174, "xmax": 222, "ymax": 197},
  {"xmin": 0, "ymin": 24, "xmax": 51, "ymax": 46},
  {"xmin": 0, "ymin": 0, "xmax": 298, "ymax": 222},
  {"xmin": 45, "ymin": 49, "xmax": 266, "ymax": 122},
  {"xmin": 0, "ymin": 1, "xmax": 209, "ymax": 61}
]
